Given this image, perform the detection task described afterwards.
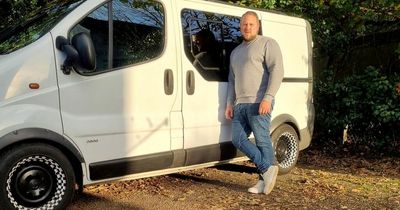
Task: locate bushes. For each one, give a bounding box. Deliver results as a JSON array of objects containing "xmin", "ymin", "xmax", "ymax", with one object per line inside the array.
[{"xmin": 314, "ymin": 66, "xmax": 400, "ymax": 155}]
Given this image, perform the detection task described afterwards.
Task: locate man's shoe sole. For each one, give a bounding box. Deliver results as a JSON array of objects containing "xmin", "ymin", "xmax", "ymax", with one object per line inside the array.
[{"xmin": 248, "ymin": 180, "xmax": 264, "ymax": 194}]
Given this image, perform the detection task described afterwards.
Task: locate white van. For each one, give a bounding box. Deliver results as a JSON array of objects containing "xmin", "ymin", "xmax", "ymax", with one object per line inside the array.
[{"xmin": 0, "ymin": 0, "xmax": 313, "ymax": 209}]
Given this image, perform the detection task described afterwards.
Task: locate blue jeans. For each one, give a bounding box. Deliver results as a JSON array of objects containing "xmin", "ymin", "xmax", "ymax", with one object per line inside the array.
[{"xmin": 232, "ymin": 103, "xmax": 275, "ymax": 174}]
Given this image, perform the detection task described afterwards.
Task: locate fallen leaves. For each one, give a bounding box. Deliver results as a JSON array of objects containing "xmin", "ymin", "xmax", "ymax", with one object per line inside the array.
[{"xmin": 72, "ymin": 150, "xmax": 400, "ymax": 210}]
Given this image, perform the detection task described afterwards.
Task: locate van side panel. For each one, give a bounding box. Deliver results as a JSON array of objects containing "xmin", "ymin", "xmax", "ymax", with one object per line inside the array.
[
  {"xmin": 260, "ymin": 15, "xmax": 313, "ymax": 148},
  {"xmin": 0, "ymin": 34, "xmax": 63, "ymax": 141}
]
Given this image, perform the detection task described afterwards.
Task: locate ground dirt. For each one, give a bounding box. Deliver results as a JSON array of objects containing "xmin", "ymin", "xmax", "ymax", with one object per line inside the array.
[{"xmin": 68, "ymin": 149, "xmax": 400, "ymax": 210}]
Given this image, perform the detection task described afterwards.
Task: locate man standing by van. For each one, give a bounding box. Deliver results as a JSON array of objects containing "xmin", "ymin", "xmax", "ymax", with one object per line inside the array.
[{"xmin": 225, "ymin": 11, "xmax": 284, "ymax": 195}]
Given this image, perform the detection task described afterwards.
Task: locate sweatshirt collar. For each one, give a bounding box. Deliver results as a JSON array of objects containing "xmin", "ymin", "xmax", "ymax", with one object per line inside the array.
[{"xmin": 243, "ymin": 35, "xmax": 260, "ymax": 45}]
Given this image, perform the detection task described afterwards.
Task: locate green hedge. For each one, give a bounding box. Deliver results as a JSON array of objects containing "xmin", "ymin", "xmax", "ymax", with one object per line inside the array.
[
  {"xmin": 314, "ymin": 66, "xmax": 400, "ymax": 154},
  {"xmin": 228, "ymin": 0, "xmax": 400, "ymax": 155}
]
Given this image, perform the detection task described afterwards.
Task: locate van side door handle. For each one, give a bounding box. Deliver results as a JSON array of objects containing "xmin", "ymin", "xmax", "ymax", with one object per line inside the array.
[
  {"xmin": 186, "ymin": 70, "xmax": 195, "ymax": 95},
  {"xmin": 164, "ymin": 69, "xmax": 174, "ymax": 95}
]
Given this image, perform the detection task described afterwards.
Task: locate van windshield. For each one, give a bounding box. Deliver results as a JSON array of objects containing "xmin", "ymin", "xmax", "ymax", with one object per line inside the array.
[{"xmin": 0, "ymin": 0, "xmax": 84, "ymax": 55}]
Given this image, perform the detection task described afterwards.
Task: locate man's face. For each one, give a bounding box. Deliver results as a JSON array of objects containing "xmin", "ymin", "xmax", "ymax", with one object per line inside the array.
[{"xmin": 240, "ymin": 14, "xmax": 259, "ymax": 42}]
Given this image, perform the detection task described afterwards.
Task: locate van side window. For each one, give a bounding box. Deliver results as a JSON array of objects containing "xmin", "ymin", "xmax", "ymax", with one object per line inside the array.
[
  {"xmin": 70, "ymin": 0, "xmax": 164, "ymax": 73},
  {"xmin": 181, "ymin": 9, "xmax": 242, "ymax": 82}
]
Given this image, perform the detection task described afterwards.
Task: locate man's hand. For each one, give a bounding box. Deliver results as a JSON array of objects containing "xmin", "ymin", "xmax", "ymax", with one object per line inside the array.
[
  {"xmin": 259, "ymin": 100, "xmax": 272, "ymax": 115},
  {"xmin": 225, "ymin": 105, "xmax": 234, "ymax": 120}
]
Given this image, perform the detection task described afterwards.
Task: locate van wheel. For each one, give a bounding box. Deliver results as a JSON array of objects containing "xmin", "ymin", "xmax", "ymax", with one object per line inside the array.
[
  {"xmin": 271, "ymin": 124, "xmax": 299, "ymax": 175},
  {"xmin": 0, "ymin": 143, "xmax": 75, "ymax": 210}
]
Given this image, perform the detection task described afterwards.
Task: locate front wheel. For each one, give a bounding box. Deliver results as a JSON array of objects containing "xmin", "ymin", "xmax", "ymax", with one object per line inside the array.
[
  {"xmin": 271, "ymin": 124, "xmax": 300, "ymax": 174},
  {"xmin": 0, "ymin": 143, "xmax": 75, "ymax": 210}
]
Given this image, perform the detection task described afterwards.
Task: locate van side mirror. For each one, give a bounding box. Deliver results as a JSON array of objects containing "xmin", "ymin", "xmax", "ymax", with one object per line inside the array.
[{"xmin": 56, "ymin": 33, "xmax": 96, "ymax": 75}]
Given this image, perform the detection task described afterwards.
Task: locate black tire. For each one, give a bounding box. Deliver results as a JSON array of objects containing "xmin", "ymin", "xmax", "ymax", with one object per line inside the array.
[
  {"xmin": 271, "ymin": 124, "xmax": 299, "ymax": 175},
  {"xmin": 0, "ymin": 143, "xmax": 75, "ymax": 210}
]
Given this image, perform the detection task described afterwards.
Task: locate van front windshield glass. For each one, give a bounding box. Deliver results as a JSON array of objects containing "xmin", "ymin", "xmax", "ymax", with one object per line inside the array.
[{"xmin": 0, "ymin": 0, "xmax": 84, "ymax": 55}]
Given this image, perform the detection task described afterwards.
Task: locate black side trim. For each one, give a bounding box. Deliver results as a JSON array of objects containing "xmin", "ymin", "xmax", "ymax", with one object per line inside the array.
[
  {"xmin": 89, "ymin": 142, "xmax": 245, "ymax": 181},
  {"xmin": 282, "ymin": 77, "xmax": 312, "ymax": 83},
  {"xmin": 89, "ymin": 151, "xmax": 174, "ymax": 180},
  {"xmin": 0, "ymin": 128, "xmax": 84, "ymax": 162},
  {"xmin": 185, "ymin": 142, "xmax": 243, "ymax": 166},
  {"xmin": 171, "ymin": 150, "xmax": 186, "ymax": 168}
]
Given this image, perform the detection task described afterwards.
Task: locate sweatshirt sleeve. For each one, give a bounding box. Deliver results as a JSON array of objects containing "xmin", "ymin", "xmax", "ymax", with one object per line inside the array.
[
  {"xmin": 264, "ymin": 39, "xmax": 284, "ymax": 102},
  {"xmin": 226, "ymin": 55, "xmax": 236, "ymax": 107}
]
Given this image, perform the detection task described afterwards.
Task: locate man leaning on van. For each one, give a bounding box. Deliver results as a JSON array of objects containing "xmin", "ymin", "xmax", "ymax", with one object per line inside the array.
[{"xmin": 225, "ymin": 11, "xmax": 284, "ymax": 195}]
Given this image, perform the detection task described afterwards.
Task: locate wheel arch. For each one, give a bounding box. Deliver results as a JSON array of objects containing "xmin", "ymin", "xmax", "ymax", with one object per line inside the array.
[
  {"xmin": 271, "ymin": 114, "xmax": 300, "ymax": 139},
  {"xmin": 0, "ymin": 128, "xmax": 84, "ymax": 189}
]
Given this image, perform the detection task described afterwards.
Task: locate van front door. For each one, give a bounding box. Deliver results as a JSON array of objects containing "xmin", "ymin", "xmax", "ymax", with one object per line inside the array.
[{"xmin": 54, "ymin": 0, "xmax": 180, "ymax": 172}]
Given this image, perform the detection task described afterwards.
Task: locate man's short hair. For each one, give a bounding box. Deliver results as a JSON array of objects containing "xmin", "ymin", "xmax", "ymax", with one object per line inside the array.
[{"xmin": 242, "ymin": 11, "xmax": 259, "ymax": 20}]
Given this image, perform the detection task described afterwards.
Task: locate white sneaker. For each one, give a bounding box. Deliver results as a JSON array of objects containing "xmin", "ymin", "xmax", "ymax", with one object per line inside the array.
[
  {"xmin": 248, "ymin": 180, "xmax": 264, "ymax": 194},
  {"xmin": 261, "ymin": 165, "xmax": 279, "ymax": 195}
]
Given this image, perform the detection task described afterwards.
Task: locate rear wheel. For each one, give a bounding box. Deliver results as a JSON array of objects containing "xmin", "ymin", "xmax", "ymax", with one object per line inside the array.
[
  {"xmin": 271, "ymin": 124, "xmax": 299, "ymax": 174},
  {"xmin": 0, "ymin": 143, "xmax": 75, "ymax": 210}
]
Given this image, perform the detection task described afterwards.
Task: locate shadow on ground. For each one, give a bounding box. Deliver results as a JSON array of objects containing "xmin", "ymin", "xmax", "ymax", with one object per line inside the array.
[
  {"xmin": 68, "ymin": 192, "xmax": 144, "ymax": 210},
  {"xmin": 168, "ymin": 172, "xmax": 250, "ymax": 193}
]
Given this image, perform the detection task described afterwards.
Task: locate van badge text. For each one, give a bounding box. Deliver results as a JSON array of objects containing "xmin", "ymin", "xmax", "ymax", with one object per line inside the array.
[{"xmin": 86, "ymin": 139, "xmax": 99, "ymax": 143}]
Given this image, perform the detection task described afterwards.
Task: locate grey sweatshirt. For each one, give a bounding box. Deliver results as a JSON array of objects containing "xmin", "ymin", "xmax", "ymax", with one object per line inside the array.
[{"xmin": 227, "ymin": 35, "xmax": 284, "ymax": 106}]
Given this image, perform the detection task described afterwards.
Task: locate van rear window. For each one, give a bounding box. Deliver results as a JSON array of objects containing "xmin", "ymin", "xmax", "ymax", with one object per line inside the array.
[{"xmin": 0, "ymin": 0, "xmax": 84, "ymax": 55}]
